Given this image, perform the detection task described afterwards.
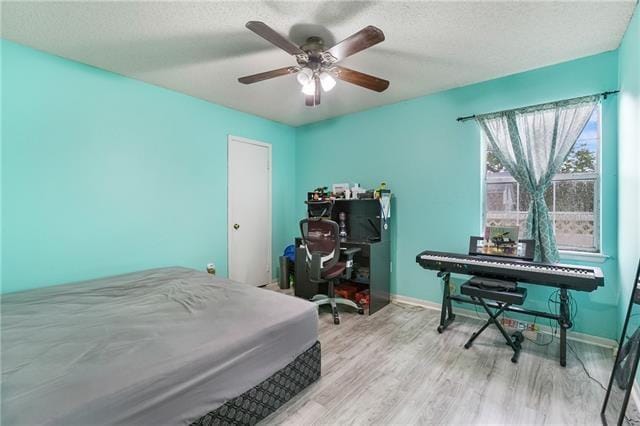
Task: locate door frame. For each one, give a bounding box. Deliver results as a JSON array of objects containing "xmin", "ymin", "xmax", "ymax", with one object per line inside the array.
[{"xmin": 227, "ymin": 135, "xmax": 272, "ymax": 284}]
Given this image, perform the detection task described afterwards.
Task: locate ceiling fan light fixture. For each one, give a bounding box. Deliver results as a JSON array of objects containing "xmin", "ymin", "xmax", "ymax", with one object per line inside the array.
[
  {"xmin": 319, "ymin": 72, "xmax": 336, "ymax": 92},
  {"xmin": 296, "ymin": 68, "xmax": 313, "ymax": 86},
  {"xmin": 301, "ymin": 80, "xmax": 316, "ymax": 95},
  {"xmin": 238, "ymin": 22, "xmax": 389, "ymax": 106}
]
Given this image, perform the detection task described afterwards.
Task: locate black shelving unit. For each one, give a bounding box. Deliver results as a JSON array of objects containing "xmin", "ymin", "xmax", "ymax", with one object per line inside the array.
[{"xmin": 294, "ymin": 198, "xmax": 391, "ymax": 315}]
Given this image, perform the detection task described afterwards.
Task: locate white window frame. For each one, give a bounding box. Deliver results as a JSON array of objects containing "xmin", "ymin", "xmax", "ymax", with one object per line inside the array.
[{"xmin": 481, "ymin": 105, "xmax": 602, "ymax": 255}]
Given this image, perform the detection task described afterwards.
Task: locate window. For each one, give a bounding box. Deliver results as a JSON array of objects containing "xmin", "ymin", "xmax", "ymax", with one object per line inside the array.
[{"xmin": 483, "ymin": 107, "xmax": 600, "ymax": 252}]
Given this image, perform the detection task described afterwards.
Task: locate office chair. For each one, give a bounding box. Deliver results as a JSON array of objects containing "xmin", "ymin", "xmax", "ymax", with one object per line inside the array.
[{"xmin": 300, "ymin": 217, "xmax": 363, "ymax": 324}]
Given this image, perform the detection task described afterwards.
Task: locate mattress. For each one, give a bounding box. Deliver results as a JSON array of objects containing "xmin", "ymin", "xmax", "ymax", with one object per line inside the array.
[{"xmin": 1, "ymin": 267, "xmax": 318, "ymax": 425}]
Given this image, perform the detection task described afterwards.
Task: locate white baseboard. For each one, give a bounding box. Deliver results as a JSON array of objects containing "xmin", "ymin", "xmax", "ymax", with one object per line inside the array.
[{"xmin": 391, "ymin": 293, "xmax": 617, "ymax": 351}]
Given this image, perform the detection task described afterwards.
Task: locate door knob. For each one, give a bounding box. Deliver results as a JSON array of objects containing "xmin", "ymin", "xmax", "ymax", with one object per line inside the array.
[{"xmin": 233, "ymin": 224, "xmax": 240, "ymax": 230}]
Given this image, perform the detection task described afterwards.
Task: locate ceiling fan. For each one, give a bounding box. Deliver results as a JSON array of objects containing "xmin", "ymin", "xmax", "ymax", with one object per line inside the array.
[{"xmin": 238, "ymin": 21, "xmax": 390, "ymax": 107}]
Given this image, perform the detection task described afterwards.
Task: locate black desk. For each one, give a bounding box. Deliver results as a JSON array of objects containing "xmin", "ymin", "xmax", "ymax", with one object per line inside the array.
[
  {"xmin": 294, "ymin": 238, "xmax": 390, "ymax": 314},
  {"xmin": 295, "ymin": 197, "xmax": 392, "ymax": 315}
]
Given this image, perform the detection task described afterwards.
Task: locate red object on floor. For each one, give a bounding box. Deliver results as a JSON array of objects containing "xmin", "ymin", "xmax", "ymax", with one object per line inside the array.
[
  {"xmin": 355, "ymin": 289, "xmax": 370, "ymax": 307},
  {"xmin": 335, "ymin": 283, "xmax": 359, "ymax": 300}
]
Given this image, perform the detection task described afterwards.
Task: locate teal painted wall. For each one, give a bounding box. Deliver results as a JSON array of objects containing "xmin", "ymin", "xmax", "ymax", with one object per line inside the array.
[
  {"xmin": 1, "ymin": 40, "xmax": 297, "ymax": 293},
  {"xmin": 617, "ymin": 7, "xmax": 640, "ymax": 334},
  {"xmin": 1, "ymin": 29, "xmax": 633, "ymax": 341},
  {"xmin": 295, "ymin": 52, "xmax": 620, "ymax": 339}
]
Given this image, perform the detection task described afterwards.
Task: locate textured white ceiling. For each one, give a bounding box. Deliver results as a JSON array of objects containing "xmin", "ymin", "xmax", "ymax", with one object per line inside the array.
[{"xmin": 1, "ymin": 1, "xmax": 636, "ymax": 126}]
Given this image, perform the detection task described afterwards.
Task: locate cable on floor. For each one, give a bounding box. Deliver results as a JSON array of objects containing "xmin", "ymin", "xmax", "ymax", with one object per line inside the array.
[{"xmin": 567, "ymin": 341, "xmax": 608, "ymax": 392}]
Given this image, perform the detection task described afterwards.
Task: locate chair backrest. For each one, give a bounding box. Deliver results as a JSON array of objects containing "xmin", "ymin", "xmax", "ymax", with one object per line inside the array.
[
  {"xmin": 299, "ymin": 218, "xmax": 341, "ymax": 280},
  {"xmin": 306, "ymin": 200, "xmax": 334, "ymax": 218}
]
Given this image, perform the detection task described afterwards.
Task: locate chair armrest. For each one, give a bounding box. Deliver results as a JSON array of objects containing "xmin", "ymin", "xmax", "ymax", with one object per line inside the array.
[
  {"xmin": 341, "ymin": 247, "xmax": 361, "ymax": 280},
  {"xmin": 342, "ymin": 247, "xmax": 361, "ymax": 258}
]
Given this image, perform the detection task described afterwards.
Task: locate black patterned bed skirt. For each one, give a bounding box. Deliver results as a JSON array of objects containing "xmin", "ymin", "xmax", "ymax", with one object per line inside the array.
[{"xmin": 192, "ymin": 341, "xmax": 321, "ymax": 426}]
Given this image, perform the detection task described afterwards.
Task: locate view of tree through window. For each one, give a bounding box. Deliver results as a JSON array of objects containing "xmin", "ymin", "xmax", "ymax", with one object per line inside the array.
[{"xmin": 484, "ymin": 108, "xmax": 600, "ymax": 252}]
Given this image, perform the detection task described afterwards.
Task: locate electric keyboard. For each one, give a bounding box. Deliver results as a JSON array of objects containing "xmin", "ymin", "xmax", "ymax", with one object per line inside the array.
[
  {"xmin": 416, "ymin": 246, "xmax": 604, "ymax": 366},
  {"xmin": 416, "ymin": 250, "xmax": 604, "ymax": 292}
]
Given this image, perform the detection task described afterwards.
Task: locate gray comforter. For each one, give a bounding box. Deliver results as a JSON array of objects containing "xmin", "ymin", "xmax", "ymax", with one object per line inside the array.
[{"xmin": 1, "ymin": 267, "xmax": 318, "ymax": 425}]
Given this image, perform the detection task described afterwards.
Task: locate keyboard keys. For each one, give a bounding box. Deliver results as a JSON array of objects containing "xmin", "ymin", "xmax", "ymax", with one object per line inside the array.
[{"xmin": 417, "ymin": 251, "xmax": 602, "ymax": 291}]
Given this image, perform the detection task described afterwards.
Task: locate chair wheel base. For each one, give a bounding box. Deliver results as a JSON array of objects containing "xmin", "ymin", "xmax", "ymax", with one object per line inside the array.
[{"xmin": 332, "ymin": 307, "xmax": 340, "ymax": 325}]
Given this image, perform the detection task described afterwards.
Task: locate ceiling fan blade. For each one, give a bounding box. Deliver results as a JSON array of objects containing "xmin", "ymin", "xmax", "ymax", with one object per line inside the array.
[
  {"xmin": 246, "ymin": 21, "xmax": 305, "ymax": 56},
  {"xmin": 314, "ymin": 75, "xmax": 321, "ymax": 106},
  {"xmin": 238, "ymin": 66, "xmax": 298, "ymax": 84},
  {"xmin": 333, "ymin": 66, "xmax": 389, "ymax": 92},
  {"xmin": 325, "ymin": 26, "xmax": 385, "ymax": 62}
]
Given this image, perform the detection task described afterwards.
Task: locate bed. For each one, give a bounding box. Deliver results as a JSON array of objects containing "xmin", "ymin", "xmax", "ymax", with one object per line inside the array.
[{"xmin": 1, "ymin": 267, "xmax": 320, "ymax": 425}]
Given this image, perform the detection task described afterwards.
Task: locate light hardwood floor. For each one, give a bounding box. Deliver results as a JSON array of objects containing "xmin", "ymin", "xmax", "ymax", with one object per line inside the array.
[{"xmin": 263, "ymin": 288, "xmax": 619, "ymax": 425}]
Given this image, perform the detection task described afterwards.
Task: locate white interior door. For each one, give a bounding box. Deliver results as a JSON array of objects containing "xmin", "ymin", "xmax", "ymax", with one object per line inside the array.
[{"xmin": 228, "ymin": 136, "xmax": 271, "ymax": 286}]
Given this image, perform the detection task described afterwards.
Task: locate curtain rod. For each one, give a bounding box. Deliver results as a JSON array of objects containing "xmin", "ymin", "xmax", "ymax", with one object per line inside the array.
[{"xmin": 455, "ymin": 90, "xmax": 620, "ymax": 122}]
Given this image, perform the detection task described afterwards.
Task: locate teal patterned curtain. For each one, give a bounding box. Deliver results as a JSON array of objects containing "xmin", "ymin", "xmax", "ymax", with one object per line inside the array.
[{"xmin": 477, "ymin": 95, "xmax": 598, "ymax": 262}]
